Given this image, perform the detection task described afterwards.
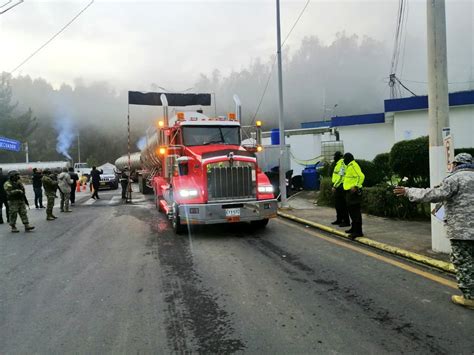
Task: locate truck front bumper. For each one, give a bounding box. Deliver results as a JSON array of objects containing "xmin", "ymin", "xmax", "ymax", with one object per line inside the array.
[{"xmin": 178, "ymin": 199, "xmax": 278, "ymax": 225}]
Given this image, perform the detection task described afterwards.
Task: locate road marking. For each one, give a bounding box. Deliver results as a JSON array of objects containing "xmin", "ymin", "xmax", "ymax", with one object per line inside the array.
[
  {"xmin": 276, "ymin": 218, "xmax": 458, "ymax": 290},
  {"xmin": 84, "ymin": 199, "xmax": 96, "ymax": 205}
]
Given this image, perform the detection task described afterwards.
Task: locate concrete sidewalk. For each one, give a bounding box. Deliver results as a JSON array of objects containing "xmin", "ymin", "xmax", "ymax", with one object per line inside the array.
[{"xmin": 279, "ymin": 191, "xmax": 453, "ymax": 269}]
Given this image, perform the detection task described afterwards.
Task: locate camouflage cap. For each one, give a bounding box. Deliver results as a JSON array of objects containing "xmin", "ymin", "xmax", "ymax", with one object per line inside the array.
[
  {"xmin": 453, "ymin": 153, "xmax": 472, "ymax": 164},
  {"xmin": 8, "ymin": 170, "xmax": 20, "ymax": 176}
]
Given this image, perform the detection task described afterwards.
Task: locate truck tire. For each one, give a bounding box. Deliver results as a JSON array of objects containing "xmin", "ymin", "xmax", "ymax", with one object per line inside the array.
[
  {"xmin": 251, "ymin": 218, "xmax": 269, "ymax": 229},
  {"xmin": 172, "ymin": 204, "xmax": 186, "ymax": 234}
]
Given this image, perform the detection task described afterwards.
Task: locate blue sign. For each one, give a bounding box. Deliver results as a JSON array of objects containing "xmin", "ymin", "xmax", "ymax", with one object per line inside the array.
[{"xmin": 0, "ymin": 137, "xmax": 21, "ymax": 152}]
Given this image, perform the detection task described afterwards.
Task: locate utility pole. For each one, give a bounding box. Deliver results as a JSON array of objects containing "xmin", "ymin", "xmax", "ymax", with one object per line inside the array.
[
  {"xmin": 427, "ymin": 0, "xmax": 450, "ymax": 252},
  {"xmin": 276, "ymin": 0, "xmax": 288, "ymax": 207},
  {"xmin": 77, "ymin": 132, "xmax": 81, "ymax": 163},
  {"xmin": 24, "ymin": 142, "xmax": 29, "ymax": 163}
]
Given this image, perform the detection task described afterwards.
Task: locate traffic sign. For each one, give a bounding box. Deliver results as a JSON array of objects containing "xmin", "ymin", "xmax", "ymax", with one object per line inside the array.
[{"xmin": 0, "ymin": 137, "xmax": 21, "ymax": 152}]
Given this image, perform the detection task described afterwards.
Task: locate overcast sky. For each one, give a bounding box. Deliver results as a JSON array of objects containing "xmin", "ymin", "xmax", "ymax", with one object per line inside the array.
[{"xmin": 1, "ymin": 0, "xmax": 473, "ymax": 91}]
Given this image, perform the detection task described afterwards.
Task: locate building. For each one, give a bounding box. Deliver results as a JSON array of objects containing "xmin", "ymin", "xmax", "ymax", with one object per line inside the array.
[{"xmin": 263, "ymin": 90, "xmax": 474, "ymax": 176}]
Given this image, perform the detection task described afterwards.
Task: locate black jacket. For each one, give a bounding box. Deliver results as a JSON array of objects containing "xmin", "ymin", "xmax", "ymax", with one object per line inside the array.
[
  {"xmin": 0, "ymin": 174, "xmax": 7, "ymax": 199},
  {"xmin": 32, "ymin": 172, "xmax": 43, "ymax": 188},
  {"xmin": 69, "ymin": 172, "xmax": 79, "ymax": 186},
  {"xmin": 90, "ymin": 169, "xmax": 103, "ymax": 184}
]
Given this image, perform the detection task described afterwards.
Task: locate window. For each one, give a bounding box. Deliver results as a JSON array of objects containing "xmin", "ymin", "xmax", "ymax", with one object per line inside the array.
[{"xmin": 182, "ymin": 126, "xmax": 240, "ymax": 146}]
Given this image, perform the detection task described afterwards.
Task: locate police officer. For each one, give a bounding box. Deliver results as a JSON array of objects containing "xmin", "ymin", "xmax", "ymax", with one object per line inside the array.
[
  {"xmin": 0, "ymin": 168, "xmax": 9, "ymax": 224},
  {"xmin": 42, "ymin": 168, "xmax": 58, "ymax": 220},
  {"xmin": 120, "ymin": 168, "xmax": 129, "ymax": 200},
  {"xmin": 394, "ymin": 153, "xmax": 474, "ymax": 309},
  {"xmin": 331, "ymin": 151, "xmax": 350, "ymax": 227},
  {"xmin": 342, "ymin": 152, "xmax": 365, "ymax": 239},
  {"xmin": 3, "ymin": 170, "xmax": 35, "ymax": 233}
]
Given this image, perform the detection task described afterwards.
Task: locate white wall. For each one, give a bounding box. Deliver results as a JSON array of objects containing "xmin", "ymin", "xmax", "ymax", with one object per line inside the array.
[
  {"xmin": 337, "ymin": 122, "xmax": 394, "ymax": 160},
  {"xmin": 393, "ymin": 105, "xmax": 474, "ymax": 148}
]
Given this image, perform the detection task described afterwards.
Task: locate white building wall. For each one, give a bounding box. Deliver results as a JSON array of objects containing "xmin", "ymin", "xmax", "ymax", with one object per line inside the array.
[
  {"xmin": 393, "ymin": 105, "xmax": 474, "ymax": 148},
  {"xmin": 337, "ymin": 123, "xmax": 394, "ymax": 160}
]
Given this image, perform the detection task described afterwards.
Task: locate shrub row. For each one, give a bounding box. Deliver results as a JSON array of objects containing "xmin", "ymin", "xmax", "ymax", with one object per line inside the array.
[{"xmin": 317, "ymin": 177, "xmax": 430, "ymax": 219}]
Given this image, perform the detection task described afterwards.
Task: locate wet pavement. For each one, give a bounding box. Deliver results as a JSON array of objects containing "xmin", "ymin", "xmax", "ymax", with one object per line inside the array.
[{"xmin": 0, "ymin": 186, "xmax": 473, "ymax": 353}]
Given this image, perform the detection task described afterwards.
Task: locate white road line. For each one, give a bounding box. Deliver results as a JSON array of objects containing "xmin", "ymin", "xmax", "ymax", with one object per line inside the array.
[
  {"xmin": 84, "ymin": 199, "xmax": 96, "ymax": 205},
  {"xmin": 108, "ymin": 196, "xmax": 121, "ymax": 205}
]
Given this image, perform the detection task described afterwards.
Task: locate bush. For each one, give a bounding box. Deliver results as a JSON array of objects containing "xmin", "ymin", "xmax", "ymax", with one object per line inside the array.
[
  {"xmin": 317, "ymin": 179, "xmax": 430, "ymax": 219},
  {"xmin": 317, "ymin": 177, "xmax": 335, "ymax": 207},
  {"xmin": 372, "ymin": 152, "xmax": 392, "ymax": 182},
  {"xmin": 356, "ymin": 159, "xmax": 384, "ymax": 187},
  {"xmin": 390, "ymin": 136, "xmax": 429, "ymax": 187}
]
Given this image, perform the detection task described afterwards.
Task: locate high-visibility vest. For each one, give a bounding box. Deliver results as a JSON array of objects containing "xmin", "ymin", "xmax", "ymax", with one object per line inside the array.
[
  {"xmin": 343, "ymin": 160, "xmax": 365, "ymax": 190},
  {"xmin": 331, "ymin": 159, "xmax": 345, "ymax": 188}
]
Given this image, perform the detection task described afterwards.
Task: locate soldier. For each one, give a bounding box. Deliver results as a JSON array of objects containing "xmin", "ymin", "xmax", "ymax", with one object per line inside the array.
[
  {"xmin": 42, "ymin": 168, "xmax": 58, "ymax": 221},
  {"xmin": 394, "ymin": 153, "xmax": 474, "ymax": 309},
  {"xmin": 3, "ymin": 170, "xmax": 35, "ymax": 233},
  {"xmin": 0, "ymin": 168, "xmax": 9, "ymax": 224},
  {"xmin": 58, "ymin": 167, "xmax": 72, "ymax": 212}
]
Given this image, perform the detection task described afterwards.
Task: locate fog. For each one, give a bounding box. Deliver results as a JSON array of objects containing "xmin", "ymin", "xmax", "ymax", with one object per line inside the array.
[{"xmin": 1, "ymin": 0, "xmax": 472, "ymax": 163}]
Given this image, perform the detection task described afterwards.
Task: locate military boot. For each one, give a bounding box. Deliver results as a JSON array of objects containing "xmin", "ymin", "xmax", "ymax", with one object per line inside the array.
[
  {"xmin": 52, "ymin": 215, "xmax": 58, "ymax": 219},
  {"xmin": 46, "ymin": 215, "xmax": 55, "ymax": 221},
  {"xmin": 11, "ymin": 225, "xmax": 19, "ymax": 233},
  {"xmin": 451, "ymin": 295, "xmax": 474, "ymax": 310},
  {"xmin": 25, "ymin": 224, "xmax": 35, "ymax": 232}
]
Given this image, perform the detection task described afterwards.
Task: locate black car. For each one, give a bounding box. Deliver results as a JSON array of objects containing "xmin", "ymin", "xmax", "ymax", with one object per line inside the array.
[{"xmin": 99, "ymin": 169, "xmax": 119, "ymax": 190}]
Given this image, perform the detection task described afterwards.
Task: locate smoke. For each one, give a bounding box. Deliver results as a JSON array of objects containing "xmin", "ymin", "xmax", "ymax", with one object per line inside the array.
[
  {"xmin": 54, "ymin": 118, "xmax": 74, "ymax": 160},
  {"xmin": 136, "ymin": 135, "xmax": 147, "ymax": 151}
]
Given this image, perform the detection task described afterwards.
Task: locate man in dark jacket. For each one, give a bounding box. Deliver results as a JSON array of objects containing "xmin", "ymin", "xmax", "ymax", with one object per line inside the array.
[
  {"xmin": 0, "ymin": 168, "xmax": 9, "ymax": 224},
  {"xmin": 90, "ymin": 166, "xmax": 103, "ymax": 199},
  {"xmin": 68, "ymin": 167, "xmax": 79, "ymax": 204},
  {"xmin": 42, "ymin": 168, "xmax": 58, "ymax": 220},
  {"xmin": 32, "ymin": 168, "xmax": 45, "ymax": 208}
]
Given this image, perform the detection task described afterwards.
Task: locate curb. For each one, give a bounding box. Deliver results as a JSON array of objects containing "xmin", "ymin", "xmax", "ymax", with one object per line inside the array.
[{"xmin": 277, "ymin": 211, "xmax": 456, "ymax": 275}]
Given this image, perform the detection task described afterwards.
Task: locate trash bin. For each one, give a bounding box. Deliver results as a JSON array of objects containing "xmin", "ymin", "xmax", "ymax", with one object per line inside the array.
[
  {"xmin": 270, "ymin": 129, "xmax": 280, "ymax": 145},
  {"xmin": 302, "ymin": 165, "xmax": 317, "ymax": 190}
]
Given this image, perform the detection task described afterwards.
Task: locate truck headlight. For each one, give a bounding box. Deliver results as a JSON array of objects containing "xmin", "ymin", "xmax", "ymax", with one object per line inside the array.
[
  {"xmin": 179, "ymin": 189, "xmax": 198, "ymax": 198},
  {"xmin": 258, "ymin": 186, "xmax": 274, "ymax": 193}
]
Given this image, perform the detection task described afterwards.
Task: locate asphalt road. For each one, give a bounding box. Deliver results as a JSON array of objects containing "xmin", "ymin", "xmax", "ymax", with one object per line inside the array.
[{"xmin": 1, "ymin": 186, "xmax": 473, "ymax": 353}]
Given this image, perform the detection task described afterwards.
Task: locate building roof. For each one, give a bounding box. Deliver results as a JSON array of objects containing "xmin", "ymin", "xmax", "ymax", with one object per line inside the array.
[
  {"xmin": 384, "ymin": 89, "xmax": 474, "ymax": 113},
  {"xmin": 300, "ymin": 90, "xmax": 474, "ymax": 129}
]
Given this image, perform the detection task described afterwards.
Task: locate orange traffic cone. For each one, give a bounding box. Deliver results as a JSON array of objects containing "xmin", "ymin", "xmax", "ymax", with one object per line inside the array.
[{"xmin": 76, "ymin": 180, "xmax": 81, "ymax": 192}]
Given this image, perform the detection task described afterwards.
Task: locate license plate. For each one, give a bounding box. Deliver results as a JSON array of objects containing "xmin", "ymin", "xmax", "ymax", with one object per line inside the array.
[
  {"xmin": 100, "ymin": 182, "xmax": 106, "ymax": 186},
  {"xmin": 225, "ymin": 208, "xmax": 240, "ymax": 217}
]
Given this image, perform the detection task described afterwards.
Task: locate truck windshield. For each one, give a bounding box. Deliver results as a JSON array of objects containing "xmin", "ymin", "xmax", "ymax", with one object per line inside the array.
[{"xmin": 182, "ymin": 126, "xmax": 240, "ymax": 146}]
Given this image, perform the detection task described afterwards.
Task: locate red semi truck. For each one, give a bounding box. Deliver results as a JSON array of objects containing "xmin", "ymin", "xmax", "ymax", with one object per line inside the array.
[{"xmin": 117, "ymin": 93, "xmax": 278, "ymax": 233}]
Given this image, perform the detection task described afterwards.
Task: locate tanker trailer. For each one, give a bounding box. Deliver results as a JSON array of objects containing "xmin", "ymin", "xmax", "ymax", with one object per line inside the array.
[
  {"xmin": 130, "ymin": 91, "xmax": 278, "ymax": 234},
  {"xmin": 0, "ymin": 161, "xmax": 70, "ymax": 176},
  {"xmin": 114, "ymin": 152, "xmax": 142, "ymax": 183}
]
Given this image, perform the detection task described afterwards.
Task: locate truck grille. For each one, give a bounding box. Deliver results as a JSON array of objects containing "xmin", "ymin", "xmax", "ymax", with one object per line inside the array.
[{"xmin": 207, "ymin": 162, "xmax": 256, "ymax": 201}]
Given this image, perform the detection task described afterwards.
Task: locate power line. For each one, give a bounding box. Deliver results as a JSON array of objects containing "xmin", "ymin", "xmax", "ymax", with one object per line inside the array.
[
  {"xmin": 0, "ymin": 0, "xmax": 23, "ymax": 15},
  {"xmin": 10, "ymin": 0, "xmax": 95, "ymax": 74},
  {"xmin": 250, "ymin": 0, "xmax": 311, "ymax": 125}
]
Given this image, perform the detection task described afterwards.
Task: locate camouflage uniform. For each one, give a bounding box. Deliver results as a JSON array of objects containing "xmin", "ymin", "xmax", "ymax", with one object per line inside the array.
[
  {"xmin": 405, "ymin": 156, "xmax": 474, "ymax": 300},
  {"xmin": 42, "ymin": 173, "xmax": 58, "ymax": 219},
  {"xmin": 3, "ymin": 179, "xmax": 29, "ymax": 227}
]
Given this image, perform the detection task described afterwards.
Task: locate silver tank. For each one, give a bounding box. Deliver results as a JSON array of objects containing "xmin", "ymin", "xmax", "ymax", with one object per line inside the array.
[
  {"xmin": 0, "ymin": 161, "xmax": 70, "ymax": 175},
  {"xmin": 114, "ymin": 152, "xmax": 142, "ymax": 171},
  {"xmin": 140, "ymin": 132, "xmax": 163, "ymax": 171}
]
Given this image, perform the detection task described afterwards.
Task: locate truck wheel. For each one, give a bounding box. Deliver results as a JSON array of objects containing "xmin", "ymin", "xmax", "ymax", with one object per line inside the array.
[
  {"xmin": 172, "ymin": 204, "xmax": 186, "ymax": 234},
  {"xmin": 251, "ymin": 218, "xmax": 269, "ymax": 229}
]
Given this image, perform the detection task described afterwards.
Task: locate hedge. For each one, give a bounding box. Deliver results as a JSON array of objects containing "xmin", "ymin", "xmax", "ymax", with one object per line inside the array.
[
  {"xmin": 454, "ymin": 147, "xmax": 474, "ymax": 157},
  {"xmin": 317, "ymin": 177, "xmax": 430, "ymax": 219},
  {"xmin": 390, "ymin": 136, "xmax": 429, "ymax": 187}
]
